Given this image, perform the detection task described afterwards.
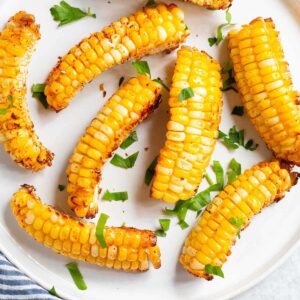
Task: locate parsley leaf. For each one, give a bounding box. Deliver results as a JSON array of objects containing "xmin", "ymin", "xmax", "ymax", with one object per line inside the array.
[
  {"xmin": 155, "ymin": 219, "xmax": 171, "ymax": 237},
  {"xmin": 178, "ymin": 87, "xmax": 194, "ymax": 101},
  {"xmin": 102, "ymin": 190, "xmax": 128, "ymax": 201},
  {"xmin": 49, "ymin": 286, "xmax": 58, "ymax": 296},
  {"xmin": 65, "ymin": 262, "xmax": 87, "ymax": 290},
  {"xmin": 221, "ymin": 60, "xmax": 238, "ymax": 93},
  {"xmin": 208, "ymin": 8, "xmax": 235, "ymax": 47},
  {"xmin": 110, "ymin": 152, "xmax": 139, "ymax": 169},
  {"xmin": 212, "ymin": 160, "xmax": 224, "ymax": 189},
  {"xmin": 231, "ymin": 106, "xmax": 244, "ymax": 116},
  {"xmin": 96, "ymin": 213, "xmax": 109, "ymax": 248},
  {"xmin": 205, "ymin": 264, "xmax": 224, "ymax": 278},
  {"xmin": 145, "ymin": 0, "xmax": 158, "ymax": 7},
  {"xmin": 153, "ymin": 78, "xmax": 170, "ymax": 92},
  {"xmin": 229, "ymin": 217, "xmax": 244, "ymax": 239},
  {"xmin": 32, "ymin": 83, "xmax": 48, "ymax": 109},
  {"xmin": 132, "ymin": 60, "xmax": 151, "ymax": 77},
  {"xmin": 120, "ymin": 131, "xmax": 138, "ymax": 150},
  {"xmin": 58, "ymin": 184, "xmax": 66, "ymax": 191},
  {"xmin": 218, "ymin": 126, "xmax": 258, "ymax": 151},
  {"xmin": 227, "ymin": 158, "xmax": 241, "ymax": 183},
  {"xmin": 144, "ymin": 156, "xmax": 158, "ymax": 185},
  {"xmin": 50, "ymin": 1, "xmax": 96, "ymax": 26}
]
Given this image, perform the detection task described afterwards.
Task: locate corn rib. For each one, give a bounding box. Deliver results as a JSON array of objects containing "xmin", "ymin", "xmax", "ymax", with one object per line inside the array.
[
  {"xmin": 67, "ymin": 76, "xmax": 162, "ymax": 218},
  {"xmin": 0, "ymin": 12, "xmax": 54, "ymax": 171},
  {"xmin": 181, "ymin": 0, "xmax": 232, "ymax": 9},
  {"xmin": 45, "ymin": 3, "xmax": 189, "ymax": 111},
  {"xmin": 180, "ymin": 160, "xmax": 297, "ymax": 279},
  {"xmin": 151, "ymin": 46, "xmax": 222, "ymax": 203},
  {"xmin": 228, "ymin": 18, "xmax": 300, "ymax": 165},
  {"xmin": 11, "ymin": 185, "xmax": 161, "ymax": 272}
]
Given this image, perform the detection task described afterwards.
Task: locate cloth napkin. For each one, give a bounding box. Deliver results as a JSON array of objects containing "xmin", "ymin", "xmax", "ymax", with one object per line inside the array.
[{"xmin": 0, "ymin": 252, "xmax": 58, "ymax": 300}]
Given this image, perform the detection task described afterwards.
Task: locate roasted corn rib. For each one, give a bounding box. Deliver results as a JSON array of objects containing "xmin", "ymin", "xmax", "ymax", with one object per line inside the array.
[
  {"xmin": 180, "ymin": 160, "xmax": 297, "ymax": 279},
  {"xmin": 11, "ymin": 185, "xmax": 161, "ymax": 272},
  {"xmin": 151, "ymin": 46, "xmax": 222, "ymax": 203},
  {"xmin": 181, "ymin": 0, "xmax": 232, "ymax": 9},
  {"xmin": 0, "ymin": 12, "xmax": 53, "ymax": 171},
  {"xmin": 228, "ymin": 18, "xmax": 300, "ymax": 165},
  {"xmin": 67, "ymin": 76, "xmax": 162, "ymax": 218},
  {"xmin": 45, "ymin": 3, "xmax": 189, "ymax": 111}
]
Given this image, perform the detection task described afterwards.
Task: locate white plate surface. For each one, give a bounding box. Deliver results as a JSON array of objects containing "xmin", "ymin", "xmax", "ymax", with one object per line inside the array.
[{"xmin": 1, "ymin": 0, "xmax": 300, "ymax": 299}]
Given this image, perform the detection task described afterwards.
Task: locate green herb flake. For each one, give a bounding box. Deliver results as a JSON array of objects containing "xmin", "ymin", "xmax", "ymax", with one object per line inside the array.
[
  {"xmin": 144, "ymin": 156, "xmax": 158, "ymax": 185},
  {"xmin": 118, "ymin": 76, "xmax": 125, "ymax": 87},
  {"xmin": 0, "ymin": 108, "xmax": 7, "ymax": 115},
  {"xmin": 96, "ymin": 213, "xmax": 109, "ymax": 248},
  {"xmin": 204, "ymin": 173, "xmax": 214, "ymax": 186},
  {"xmin": 178, "ymin": 87, "xmax": 194, "ymax": 101},
  {"xmin": 221, "ymin": 60, "xmax": 238, "ymax": 93},
  {"xmin": 159, "ymin": 218, "xmax": 170, "ymax": 231},
  {"xmin": 205, "ymin": 264, "xmax": 224, "ymax": 278},
  {"xmin": 153, "ymin": 78, "xmax": 170, "ymax": 92},
  {"xmin": 145, "ymin": 0, "xmax": 157, "ymax": 7},
  {"xmin": 132, "ymin": 60, "xmax": 151, "ymax": 77},
  {"xmin": 65, "ymin": 262, "xmax": 87, "ymax": 290},
  {"xmin": 8, "ymin": 95, "xmax": 13, "ymax": 108},
  {"xmin": 178, "ymin": 220, "xmax": 189, "ymax": 230},
  {"xmin": 231, "ymin": 106, "xmax": 244, "ymax": 116},
  {"xmin": 110, "ymin": 151, "xmax": 139, "ymax": 169},
  {"xmin": 155, "ymin": 229, "xmax": 166, "ymax": 237},
  {"xmin": 212, "ymin": 160, "xmax": 224, "ymax": 189},
  {"xmin": 32, "ymin": 83, "xmax": 48, "ymax": 109},
  {"xmin": 229, "ymin": 217, "xmax": 244, "ymax": 238},
  {"xmin": 58, "ymin": 184, "xmax": 66, "ymax": 191},
  {"xmin": 227, "ymin": 158, "xmax": 242, "ymax": 183},
  {"xmin": 49, "ymin": 286, "xmax": 58, "ymax": 296},
  {"xmin": 50, "ymin": 1, "xmax": 96, "ymax": 26},
  {"xmin": 102, "ymin": 190, "xmax": 128, "ymax": 202},
  {"xmin": 120, "ymin": 131, "xmax": 138, "ymax": 150},
  {"xmin": 245, "ymin": 139, "xmax": 259, "ymax": 151}
]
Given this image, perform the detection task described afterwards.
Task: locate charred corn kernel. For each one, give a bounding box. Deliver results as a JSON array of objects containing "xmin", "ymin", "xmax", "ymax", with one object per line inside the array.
[
  {"xmin": 0, "ymin": 12, "xmax": 53, "ymax": 171},
  {"xmin": 228, "ymin": 18, "xmax": 300, "ymax": 166},
  {"xmin": 151, "ymin": 47, "xmax": 222, "ymax": 203},
  {"xmin": 67, "ymin": 76, "xmax": 162, "ymax": 218},
  {"xmin": 11, "ymin": 185, "xmax": 161, "ymax": 272},
  {"xmin": 180, "ymin": 160, "xmax": 297, "ymax": 279},
  {"xmin": 181, "ymin": 0, "xmax": 232, "ymax": 9},
  {"xmin": 45, "ymin": 3, "xmax": 189, "ymax": 111}
]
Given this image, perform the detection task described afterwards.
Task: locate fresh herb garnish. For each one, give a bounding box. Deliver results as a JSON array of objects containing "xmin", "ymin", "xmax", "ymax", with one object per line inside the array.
[
  {"xmin": 0, "ymin": 95, "xmax": 14, "ymax": 114},
  {"xmin": 153, "ymin": 78, "xmax": 170, "ymax": 92},
  {"xmin": 65, "ymin": 262, "xmax": 87, "ymax": 290},
  {"xmin": 132, "ymin": 60, "xmax": 151, "ymax": 77},
  {"xmin": 120, "ymin": 131, "xmax": 138, "ymax": 150},
  {"xmin": 218, "ymin": 126, "xmax": 258, "ymax": 151},
  {"xmin": 205, "ymin": 264, "xmax": 224, "ymax": 278},
  {"xmin": 208, "ymin": 8, "xmax": 234, "ymax": 46},
  {"xmin": 110, "ymin": 151, "xmax": 139, "ymax": 169},
  {"xmin": 221, "ymin": 60, "xmax": 238, "ymax": 93},
  {"xmin": 118, "ymin": 76, "xmax": 125, "ymax": 87},
  {"xmin": 58, "ymin": 184, "xmax": 66, "ymax": 191},
  {"xmin": 144, "ymin": 156, "xmax": 158, "ymax": 185},
  {"xmin": 212, "ymin": 160, "xmax": 224, "ymax": 189},
  {"xmin": 229, "ymin": 217, "xmax": 244, "ymax": 238},
  {"xmin": 96, "ymin": 213, "xmax": 109, "ymax": 248},
  {"xmin": 155, "ymin": 218, "xmax": 171, "ymax": 237},
  {"xmin": 32, "ymin": 83, "xmax": 48, "ymax": 109},
  {"xmin": 102, "ymin": 190, "xmax": 128, "ymax": 201},
  {"xmin": 231, "ymin": 106, "xmax": 244, "ymax": 116},
  {"xmin": 145, "ymin": 0, "xmax": 158, "ymax": 7},
  {"xmin": 0, "ymin": 108, "xmax": 6, "ymax": 115},
  {"xmin": 227, "ymin": 158, "xmax": 241, "ymax": 183},
  {"xmin": 178, "ymin": 87, "xmax": 194, "ymax": 101},
  {"xmin": 50, "ymin": 1, "xmax": 96, "ymax": 26},
  {"xmin": 49, "ymin": 286, "xmax": 58, "ymax": 296}
]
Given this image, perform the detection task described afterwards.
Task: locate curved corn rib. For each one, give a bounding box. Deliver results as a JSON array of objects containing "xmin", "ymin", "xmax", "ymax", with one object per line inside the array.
[
  {"xmin": 11, "ymin": 185, "xmax": 161, "ymax": 272},
  {"xmin": 67, "ymin": 76, "xmax": 162, "ymax": 218},
  {"xmin": 180, "ymin": 160, "xmax": 297, "ymax": 279},
  {"xmin": 151, "ymin": 47, "xmax": 222, "ymax": 203},
  {"xmin": 228, "ymin": 18, "xmax": 300, "ymax": 165},
  {"xmin": 0, "ymin": 12, "xmax": 54, "ymax": 171},
  {"xmin": 45, "ymin": 3, "xmax": 189, "ymax": 111},
  {"xmin": 181, "ymin": 0, "xmax": 232, "ymax": 9}
]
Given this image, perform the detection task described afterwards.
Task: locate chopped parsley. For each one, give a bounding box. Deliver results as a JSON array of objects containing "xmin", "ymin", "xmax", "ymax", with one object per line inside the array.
[
  {"xmin": 221, "ymin": 60, "xmax": 238, "ymax": 93},
  {"xmin": 229, "ymin": 217, "xmax": 244, "ymax": 238},
  {"xmin": 50, "ymin": 1, "xmax": 96, "ymax": 26},
  {"xmin": 144, "ymin": 156, "xmax": 158, "ymax": 186},
  {"xmin": 58, "ymin": 184, "xmax": 66, "ymax": 191},
  {"xmin": 96, "ymin": 213, "xmax": 109, "ymax": 248},
  {"xmin": 178, "ymin": 87, "xmax": 194, "ymax": 101},
  {"xmin": 110, "ymin": 151, "xmax": 139, "ymax": 169},
  {"xmin": 65, "ymin": 262, "xmax": 87, "ymax": 290},
  {"xmin": 153, "ymin": 78, "xmax": 170, "ymax": 92},
  {"xmin": 155, "ymin": 218, "xmax": 171, "ymax": 237},
  {"xmin": 102, "ymin": 190, "xmax": 128, "ymax": 202},
  {"xmin": 49, "ymin": 286, "xmax": 58, "ymax": 296},
  {"xmin": 145, "ymin": 0, "xmax": 158, "ymax": 7},
  {"xmin": 120, "ymin": 131, "xmax": 138, "ymax": 149},
  {"xmin": 231, "ymin": 106, "xmax": 244, "ymax": 116},
  {"xmin": 132, "ymin": 60, "xmax": 151, "ymax": 77},
  {"xmin": 205, "ymin": 264, "xmax": 224, "ymax": 278},
  {"xmin": 32, "ymin": 83, "xmax": 48, "ymax": 109}
]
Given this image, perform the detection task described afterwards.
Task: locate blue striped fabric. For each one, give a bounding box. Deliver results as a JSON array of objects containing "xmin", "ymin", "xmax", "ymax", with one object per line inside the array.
[{"xmin": 0, "ymin": 252, "xmax": 59, "ymax": 300}]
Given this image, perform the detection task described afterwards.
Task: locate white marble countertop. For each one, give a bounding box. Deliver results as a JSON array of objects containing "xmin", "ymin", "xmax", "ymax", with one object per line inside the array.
[{"xmin": 235, "ymin": 245, "xmax": 300, "ymax": 300}]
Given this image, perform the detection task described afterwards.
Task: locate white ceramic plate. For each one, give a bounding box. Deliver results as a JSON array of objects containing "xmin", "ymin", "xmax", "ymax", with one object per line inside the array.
[{"xmin": 1, "ymin": 0, "xmax": 300, "ymax": 299}]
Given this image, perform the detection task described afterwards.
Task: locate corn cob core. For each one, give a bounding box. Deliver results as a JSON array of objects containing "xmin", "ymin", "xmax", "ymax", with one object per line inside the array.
[
  {"xmin": 45, "ymin": 3, "xmax": 189, "ymax": 111},
  {"xmin": 151, "ymin": 47, "xmax": 222, "ymax": 203},
  {"xmin": 181, "ymin": 0, "xmax": 232, "ymax": 10},
  {"xmin": 66, "ymin": 75, "xmax": 162, "ymax": 218},
  {"xmin": 11, "ymin": 185, "xmax": 161, "ymax": 272},
  {"xmin": 180, "ymin": 160, "xmax": 297, "ymax": 279},
  {"xmin": 0, "ymin": 12, "xmax": 54, "ymax": 171},
  {"xmin": 228, "ymin": 18, "xmax": 300, "ymax": 166}
]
